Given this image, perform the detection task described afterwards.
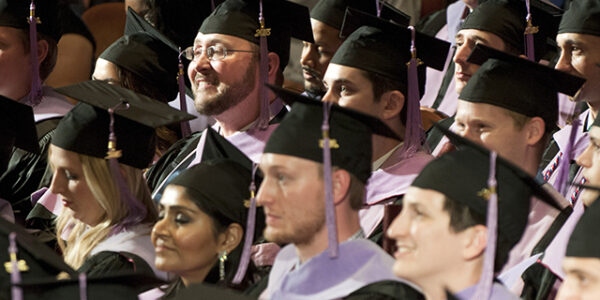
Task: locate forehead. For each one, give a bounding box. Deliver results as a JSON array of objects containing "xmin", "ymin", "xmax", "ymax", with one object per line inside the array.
[
  {"xmin": 193, "ymin": 32, "xmax": 254, "ymax": 48},
  {"xmin": 160, "ymin": 184, "xmax": 199, "ymax": 210},
  {"xmin": 49, "ymin": 145, "xmax": 81, "ymax": 167},
  {"xmin": 456, "ymin": 29, "xmax": 505, "ymax": 46},
  {"xmin": 260, "ymin": 153, "xmax": 321, "ymax": 173},
  {"xmin": 563, "ymin": 256, "xmax": 600, "ymax": 275},
  {"xmin": 323, "ymin": 63, "xmax": 370, "ymax": 84},
  {"xmin": 590, "ymin": 126, "xmax": 600, "ymax": 140},
  {"xmin": 310, "ymin": 19, "xmax": 342, "ymax": 45},
  {"xmin": 404, "ymin": 186, "xmax": 447, "ymax": 211},
  {"xmin": 0, "ymin": 26, "xmax": 25, "ymax": 42},
  {"xmin": 456, "ymin": 100, "xmax": 514, "ymax": 120}
]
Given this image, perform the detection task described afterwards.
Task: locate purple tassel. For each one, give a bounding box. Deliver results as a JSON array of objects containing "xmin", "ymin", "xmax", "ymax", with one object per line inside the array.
[
  {"xmin": 24, "ymin": 1, "xmax": 43, "ymax": 107},
  {"xmin": 555, "ymin": 118, "xmax": 581, "ymax": 196},
  {"xmin": 254, "ymin": 0, "xmax": 271, "ymax": 130},
  {"xmin": 400, "ymin": 27, "xmax": 427, "ymax": 159},
  {"xmin": 471, "ymin": 151, "xmax": 498, "ymax": 300},
  {"xmin": 524, "ymin": 0, "xmax": 537, "ymax": 61},
  {"xmin": 375, "ymin": 0, "xmax": 382, "ymax": 17},
  {"xmin": 322, "ymin": 102, "xmax": 339, "ymax": 258},
  {"xmin": 178, "ymin": 48, "xmax": 192, "ymax": 138},
  {"xmin": 9, "ymin": 232, "xmax": 23, "ymax": 300},
  {"xmin": 232, "ymin": 163, "xmax": 259, "ymax": 284},
  {"xmin": 79, "ymin": 273, "xmax": 87, "ymax": 300},
  {"xmin": 106, "ymin": 103, "xmax": 148, "ymax": 234},
  {"xmin": 211, "ymin": 0, "xmax": 216, "ymax": 11}
]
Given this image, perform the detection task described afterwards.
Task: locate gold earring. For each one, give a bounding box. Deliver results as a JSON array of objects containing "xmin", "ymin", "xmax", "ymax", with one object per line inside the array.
[{"xmin": 219, "ymin": 250, "xmax": 228, "ymax": 281}]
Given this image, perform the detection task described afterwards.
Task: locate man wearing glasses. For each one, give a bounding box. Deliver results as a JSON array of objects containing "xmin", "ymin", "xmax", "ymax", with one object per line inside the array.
[{"xmin": 145, "ymin": 0, "xmax": 314, "ymax": 197}]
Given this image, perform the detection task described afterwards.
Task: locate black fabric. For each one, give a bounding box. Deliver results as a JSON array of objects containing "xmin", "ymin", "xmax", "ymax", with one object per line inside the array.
[
  {"xmin": 0, "ymin": 117, "xmax": 60, "ymax": 223},
  {"xmin": 343, "ymin": 280, "xmax": 425, "ymax": 300},
  {"xmin": 431, "ymin": 60, "xmax": 456, "ymax": 110},
  {"xmin": 99, "ymin": 32, "xmax": 179, "ymax": 101},
  {"xmin": 520, "ymin": 262, "xmax": 558, "ymax": 300},
  {"xmin": 174, "ymin": 283, "xmax": 253, "ymax": 300},
  {"xmin": 0, "ymin": 95, "xmax": 38, "ymax": 153},
  {"xmin": 0, "ymin": 0, "xmax": 61, "ymax": 41},
  {"xmin": 558, "ymin": 0, "xmax": 600, "ymax": 36},
  {"xmin": 264, "ymin": 85, "xmax": 399, "ymax": 184},
  {"xmin": 199, "ymin": 0, "xmax": 314, "ymax": 71},
  {"xmin": 0, "ymin": 217, "xmax": 76, "ymax": 300},
  {"xmin": 366, "ymin": 196, "xmax": 403, "ymax": 247},
  {"xmin": 311, "ymin": 0, "xmax": 410, "ymax": 30},
  {"xmin": 415, "ymin": 8, "xmax": 448, "ymax": 36},
  {"xmin": 531, "ymin": 205, "xmax": 572, "ymax": 255},
  {"xmin": 567, "ymin": 193, "xmax": 600, "ymax": 258},
  {"xmin": 425, "ymin": 116, "xmax": 454, "ymax": 152},
  {"xmin": 461, "ymin": 0, "xmax": 562, "ymax": 59},
  {"xmin": 78, "ymin": 251, "xmax": 155, "ymax": 277}
]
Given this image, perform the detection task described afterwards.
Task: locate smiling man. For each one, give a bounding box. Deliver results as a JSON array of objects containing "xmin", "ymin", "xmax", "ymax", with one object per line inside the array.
[
  {"xmin": 145, "ymin": 0, "xmax": 314, "ymax": 200},
  {"xmin": 257, "ymin": 88, "xmax": 423, "ymax": 299},
  {"xmin": 387, "ymin": 130, "xmax": 553, "ymax": 300}
]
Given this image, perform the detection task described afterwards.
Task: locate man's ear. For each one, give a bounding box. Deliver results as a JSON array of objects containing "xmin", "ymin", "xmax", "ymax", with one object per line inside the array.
[
  {"xmin": 524, "ymin": 116, "xmax": 545, "ymax": 146},
  {"xmin": 331, "ymin": 168, "xmax": 351, "ymax": 206},
  {"xmin": 378, "ymin": 90, "xmax": 405, "ymax": 121},
  {"xmin": 36, "ymin": 39, "xmax": 49, "ymax": 66},
  {"xmin": 266, "ymin": 52, "xmax": 280, "ymax": 84},
  {"xmin": 461, "ymin": 224, "xmax": 487, "ymax": 261},
  {"xmin": 218, "ymin": 223, "xmax": 244, "ymax": 254}
]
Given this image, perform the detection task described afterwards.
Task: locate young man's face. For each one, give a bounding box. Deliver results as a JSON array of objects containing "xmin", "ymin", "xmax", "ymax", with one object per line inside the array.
[
  {"xmin": 187, "ymin": 32, "xmax": 259, "ymax": 117},
  {"xmin": 557, "ymin": 257, "xmax": 600, "ymax": 300},
  {"xmin": 455, "ymin": 101, "xmax": 530, "ymax": 167},
  {"xmin": 322, "ymin": 63, "xmax": 383, "ymax": 117},
  {"xmin": 0, "ymin": 26, "xmax": 33, "ymax": 100},
  {"xmin": 300, "ymin": 19, "xmax": 343, "ymax": 95},
  {"xmin": 387, "ymin": 187, "xmax": 467, "ymax": 286},
  {"xmin": 257, "ymin": 153, "xmax": 326, "ymax": 246},
  {"xmin": 453, "ymin": 29, "xmax": 506, "ymax": 94},
  {"xmin": 576, "ymin": 126, "xmax": 600, "ymax": 207},
  {"xmin": 556, "ymin": 33, "xmax": 600, "ymax": 105}
]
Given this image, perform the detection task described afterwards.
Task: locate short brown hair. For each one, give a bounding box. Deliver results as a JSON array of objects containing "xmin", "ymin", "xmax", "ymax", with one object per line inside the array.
[
  {"xmin": 18, "ymin": 29, "xmax": 58, "ymax": 81},
  {"xmin": 318, "ymin": 165, "xmax": 365, "ymax": 211}
]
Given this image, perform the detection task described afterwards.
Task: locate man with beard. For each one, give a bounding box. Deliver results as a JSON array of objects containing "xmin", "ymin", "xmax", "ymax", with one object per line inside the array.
[
  {"xmin": 145, "ymin": 0, "xmax": 314, "ymax": 200},
  {"xmin": 300, "ymin": 0, "xmax": 409, "ymax": 98}
]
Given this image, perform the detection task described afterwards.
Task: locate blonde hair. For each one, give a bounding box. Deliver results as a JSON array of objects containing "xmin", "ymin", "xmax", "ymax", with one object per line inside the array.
[{"xmin": 55, "ymin": 153, "xmax": 157, "ymax": 269}]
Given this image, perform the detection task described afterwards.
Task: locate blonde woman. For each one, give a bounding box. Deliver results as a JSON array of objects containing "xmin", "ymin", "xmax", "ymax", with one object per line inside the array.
[{"xmin": 47, "ymin": 80, "xmax": 191, "ymax": 277}]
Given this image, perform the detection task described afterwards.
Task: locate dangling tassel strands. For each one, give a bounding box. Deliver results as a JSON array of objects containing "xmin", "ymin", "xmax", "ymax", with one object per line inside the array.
[
  {"xmin": 105, "ymin": 102, "xmax": 148, "ymax": 233},
  {"xmin": 322, "ymin": 102, "xmax": 339, "ymax": 258},
  {"xmin": 254, "ymin": 0, "xmax": 271, "ymax": 130},
  {"xmin": 25, "ymin": 0, "xmax": 43, "ymax": 107},
  {"xmin": 471, "ymin": 152, "xmax": 498, "ymax": 300},
  {"xmin": 523, "ymin": 0, "xmax": 538, "ymax": 61},
  {"xmin": 9, "ymin": 232, "xmax": 23, "ymax": 300},
  {"xmin": 79, "ymin": 273, "xmax": 87, "ymax": 300},
  {"xmin": 375, "ymin": 0, "xmax": 382, "ymax": 17},
  {"xmin": 232, "ymin": 163, "xmax": 260, "ymax": 284},
  {"xmin": 177, "ymin": 48, "xmax": 192, "ymax": 138},
  {"xmin": 401, "ymin": 27, "xmax": 427, "ymax": 159}
]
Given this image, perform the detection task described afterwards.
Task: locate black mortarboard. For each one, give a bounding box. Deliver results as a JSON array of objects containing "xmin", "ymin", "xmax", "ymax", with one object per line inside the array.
[
  {"xmin": 310, "ymin": 0, "xmax": 410, "ymax": 31},
  {"xmin": 19, "ymin": 272, "xmax": 164, "ymax": 300},
  {"xmin": 0, "ymin": 0, "xmax": 61, "ymax": 41},
  {"xmin": 559, "ymin": 0, "xmax": 600, "ymax": 36},
  {"xmin": 200, "ymin": 127, "xmax": 254, "ymax": 171},
  {"xmin": 198, "ymin": 0, "xmax": 314, "ymax": 71},
  {"xmin": 0, "ymin": 217, "xmax": 76, "ymax": 300},
  {"xmin": 169, "ymin": 158, "xmax": 264, "ymax": 242},
  {"xmin": 52, "ymin": 80, "xmax": 194, "ymax": 169},
  {"xmin": 0, "ymin": 95, "xmax": 38, "ymax": 154},
  {"xmin": 174, "ymin": 282, "xmax": 253, "ymax": 300},
  {"xmin": 263, "ymin": 85, "xmax": 399, "ymax": 184},
  {"xmin": 566, "ymin": 195, "xmax": 600, "ymax": 258},
  {"xmin": 460, "ymin": 44, "xmax": 586, "ymax": 132},
  {"xmin": 99, "ymin": 32, "xmax": 180, "ymax": 101},
  {"xmin": 124, "ymin": 7, "xmax": 178, "ymax": 51},
  {"xmin": 461, "ymin": 0, "xmax": 562, "ymax": 59},
  {"xmin": 333, "ymin": 8, "xmax": 450, "ymax": 96},
  {"xmin": 413, "ymin": 127, "xmax": 533, "ymax": 250}
]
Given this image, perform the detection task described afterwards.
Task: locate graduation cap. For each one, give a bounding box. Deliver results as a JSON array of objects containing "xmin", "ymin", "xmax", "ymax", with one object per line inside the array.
[
  {"xmin": 0, "ymin": 0, "xmax": 61, "ymax": 41},
  {"xmin": 168, "ymin": 158, "xmax": 265, "ymax": 284},
  {"xmin": 461, "ymin": 0, "xmax": 563, "ymax": 60},
  {"xmin": 99, "ymin": 32, "xmax": 180, "ymax": 102},
  {"xmin": 19, "ymin": 272, "xmax": 164, "ymax": 300},
  {"xmin": 0, "ymin": 217, "xmax": 76, "ymax": 300},
  {"xmin": 52, "ymin": 80, "xmax": 194, "ymax": 169},
  {"xmin": 566, "ymin": 195, "xmax": 600, "ymax": 259},
  {"xmin": 124, "ymin": 6, "xmax": 178, "ymax": 51},
  {"xmin": 0, "ymin": 95, "xmax": 38, "ymax": 154},
  {"xmin": 460, "ymin": 44, "xmax": 586, "ymax": 133},
  {"xmin": 310, "ymin": 0, "xmax": 410, "ymax": 31},
  {"xmin": 174, "ymin": 282, "xmax": 254, "ymax": 300},
  {"xmin": 558, "ymin": 0, "xmax": 600, "ymax": 36}
]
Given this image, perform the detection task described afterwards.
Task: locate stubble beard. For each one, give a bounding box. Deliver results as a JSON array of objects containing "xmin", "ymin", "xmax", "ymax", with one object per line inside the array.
[
  {"xmin": 193, "ymin": 60, "xmax": 257, "ymax": 116},
  {"xmin": 264, "ymin": 207, "xmax": 326, "ymax": 247}
]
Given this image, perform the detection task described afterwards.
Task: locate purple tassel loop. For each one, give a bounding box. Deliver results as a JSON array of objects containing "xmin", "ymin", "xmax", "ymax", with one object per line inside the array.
[
  {"xmin": 106, "ymin": 102, "xmax": 148, "ymax": 234},
  {"xmin": 232, "ymin": 163, "xmax": 260, "ymax": 284},
  {"xmin": 9, "ymin": 232, "xmax": 23, "ymax": 300},
  {"xmin": 254, "ymin": 0, "xmax": 271, "ymax": 130},
  {"xmin": 375, "ymin": 0, "xmax": 382, "ymax": 17},
  {"xmin": 178, "ymin": 48, "xmax": 192, "ymax": 138},
  {"xmin": 322, "ymin": 102, "xmax": 339, "ymax": 258},
  {"xmin": 25, "ymin": 1, "xmax": 43, "ymax": 107},
  {"xmin": 471, "ymin": 151, "xmax": 498, "ymax": 300},
  {"xmin": 79, "ymin": 273, "xmax": 87, "ymax": 300},
  {"xmin": 523, "ymin": 0, "xmax": 538, "ymax": 61},
  {"xmin": 401, "ymin": 27, "xmax": 427, "ymax": 159}
]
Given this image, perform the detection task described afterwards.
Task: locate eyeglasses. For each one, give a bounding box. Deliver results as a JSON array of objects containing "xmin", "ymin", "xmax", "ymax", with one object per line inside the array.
[{"xmin": 183, "ymin": 45, "xmax": 257, "ymax": 61}]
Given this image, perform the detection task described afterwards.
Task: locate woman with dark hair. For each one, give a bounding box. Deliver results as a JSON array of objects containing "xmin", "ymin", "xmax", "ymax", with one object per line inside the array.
[{"xmin": 146, "ymin": 158, "xmax": 265, "ymax": 299}]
